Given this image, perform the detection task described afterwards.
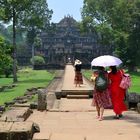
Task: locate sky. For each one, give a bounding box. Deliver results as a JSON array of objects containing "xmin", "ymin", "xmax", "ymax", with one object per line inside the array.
[{"xmin": 47, "ymin": 0, "xmax": 84, "ymax": 23}]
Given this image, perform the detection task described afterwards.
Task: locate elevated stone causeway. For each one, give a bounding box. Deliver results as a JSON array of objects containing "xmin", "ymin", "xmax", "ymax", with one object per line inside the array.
[
  {"xmin": 1, "ymin": 64, "xmax": 139, "ymax": 140},
  {"xmin": 28, "ymin": 64, "xmax": 140, "ymax": 140}
]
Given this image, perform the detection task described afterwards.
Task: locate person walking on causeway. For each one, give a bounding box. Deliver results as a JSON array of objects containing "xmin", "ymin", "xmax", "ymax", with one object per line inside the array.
[
  {"xmin": 108, "ymin": 66, "xmax": 127, "ymax": 119},
  {"xmin": 92, "ymin": 66, "xmax": 112, "ymax": 121},
  {"xmin": 74, "ymin": 59, "xmax": 83, "ymax": 87}
]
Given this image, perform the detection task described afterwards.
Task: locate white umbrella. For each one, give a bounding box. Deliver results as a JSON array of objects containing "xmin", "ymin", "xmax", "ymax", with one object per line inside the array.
[{"xmin": 91, "ymin": 55, "xmax": 122, "ymax": 67}]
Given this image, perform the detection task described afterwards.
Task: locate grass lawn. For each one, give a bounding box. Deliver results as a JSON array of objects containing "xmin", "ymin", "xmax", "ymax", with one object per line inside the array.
[
  {"xmin": 0, "ymin": 68, "xmax": 139, "ymax": 105},
  {"xmin": 0, "ymin": 68, "xmax": 55, "ymax": 105},
  {"xmin": 83, "ymin": 70, "xmax": 140, "ymax": 94}
]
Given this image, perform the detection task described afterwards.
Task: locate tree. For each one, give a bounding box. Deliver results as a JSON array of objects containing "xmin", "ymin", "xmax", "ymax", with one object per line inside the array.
[
  {"xmin": 0, "ymin": 0, "xmax": 52, "ymax": 81},
  {"xmin": 0, "ymin": 24, "xmax": 27, "ymax": 46},
  {"xmin": 0, "ymin": 0, "xmax": 35, "ymax": 82},
  {"xmin": 81, "ymin": 0, "xmax": 140, "ymax": 71},
  {"xmin": 18, "ymin": 0, "xmax": 53, "ymax": 62}
]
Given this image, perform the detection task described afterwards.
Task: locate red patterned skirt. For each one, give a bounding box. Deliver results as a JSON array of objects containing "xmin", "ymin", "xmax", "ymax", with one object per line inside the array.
[
  {"xmin": 92, "ymin": 89, "xmax": 112, "ymax": 109},
  {"xmin": 74, "ymin": 71, "xmax": 83, "ymax": 84}
]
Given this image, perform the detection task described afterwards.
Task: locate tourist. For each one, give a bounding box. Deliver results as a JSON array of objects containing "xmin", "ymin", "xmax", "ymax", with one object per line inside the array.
[
  {"xmin": 90, "ymin": 68, "xmax": 98, "ymax": 83},
  {"xmin": 108, "ymin": 66, "xmax": 127, "ymax": 119},
  {"xmin": 74, "ymin": 59, "xmax": 83, "ymax": 87},
  {"xmin": 92, "ymin": 66, "xmax": 112, "ymax": 121},
  {"xmin": 68, "ymin": 57, "xmax": 71, "ymax": 63}
]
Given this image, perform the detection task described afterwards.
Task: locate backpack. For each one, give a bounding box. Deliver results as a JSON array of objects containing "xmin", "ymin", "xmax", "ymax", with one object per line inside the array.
[
  {"xmin": 119, "ymin": 71, "xmax": 131, "ymax": 89},
  {"xmin": 95, "ymin": 71, "xmax": 108, "ymax": 92}
]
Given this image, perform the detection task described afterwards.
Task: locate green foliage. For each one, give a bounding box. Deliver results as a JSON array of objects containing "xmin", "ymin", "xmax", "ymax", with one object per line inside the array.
[
  {"xmin": 3, "ymin": 58, "xmax": 13, "ymax": 78},
  {"xmin": 0, "ymin": 36, "xmax": 13, "ymax": 77},
  {"xmin": 129, "ymin": 71, "xmax": 140, "ymax": 93},
  {"xmin": 0, "ymin": 0, "xmax": 35, "ymax": 22},
  {"xmin": 0, "ymin": 24, "xmax": 12, "ymax": 43},
  {"xmin": 30, "ymin": 55, "xmax": 45, "ymax": 65},
  {"xmin": 82, "ymin": 0, "xmax": 140, "ymax": 71},
  {"xmin": 0, "ymin": 0, "xmax": 36, "ymax": 82},
  {"xmin": 20, "ymin": 0, "xmax": 53, "ymax": 45},
  {"xmin": 0, "ymin": 0, "xmax": 52, "ymax": 82},
  {"xmin": 0, "ymin": 24, "xmax": 26, "ymax": 45},
  {"xmin": 34, "ymin": 36, "xmax": 42, "ymax": 48}
]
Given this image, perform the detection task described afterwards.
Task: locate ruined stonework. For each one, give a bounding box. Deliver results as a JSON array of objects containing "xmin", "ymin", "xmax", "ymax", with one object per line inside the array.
[
  {"xmin": 37, "ymin": 16, "xmax": 113, "ymax": 67},
  {"xmin": 0, "ymin": 122, "xmax": 35, "ymax": 140},
  {"xmin": 37, "ymin": 89, "xmax": 47, "ymax": 111},
  {"xmin": 17, "ymin": 16, "xmax": 113, "ymax": 67}
]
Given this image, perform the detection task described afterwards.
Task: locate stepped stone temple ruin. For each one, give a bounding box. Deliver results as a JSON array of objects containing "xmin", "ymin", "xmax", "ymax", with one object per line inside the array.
[{"xmin": 17, "ymin": 16, "xmax": 112, "ymax": 68}]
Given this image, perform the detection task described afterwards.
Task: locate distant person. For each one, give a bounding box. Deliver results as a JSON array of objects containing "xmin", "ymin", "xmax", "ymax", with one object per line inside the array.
[
  {"xmin": 92, "ymin": 66, "xmax": 112, "ymax": 121},
  {"xmin": 74, "ymin": 59, "xmax": 83, "ymax": 87},
  {"xmin": 108, "ymin": 66, "xmax": 127, "ymax": 119},
  {"xmin": 90, "ymin": 67, "xmax": 100, "ymax": 83},
  {"xmin": 90, "ymin": 69, "xmax": 98, "ymax": 83},
  {"xmin": 68, "ymin": 57, "xmax": 71, "ymax": 63}
]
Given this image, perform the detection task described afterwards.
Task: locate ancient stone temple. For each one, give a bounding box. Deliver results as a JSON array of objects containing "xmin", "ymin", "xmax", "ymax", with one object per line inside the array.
[
  {"xmin": 35, "ymin": 16, "xmax": 112, "ymax": 68},
  {"xmin": 17, "ymin": 16, "xmax": 112, "ymax": 67}
]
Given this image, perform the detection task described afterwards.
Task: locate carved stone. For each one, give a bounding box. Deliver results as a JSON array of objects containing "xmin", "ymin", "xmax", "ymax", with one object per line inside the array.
[
  {"xmin": 137, "ymin": 103, "xmax": 140, "ymax": 113},
  {"xmin": 37, "ymin": 89, "xmax": 47, "ymax": 111},
  {"xmin": 126, "ymin": 92, "xmax": 140, "ymax": 109},
  {"xmin": 10, "ymin": 122, "xmax": 34, "ymax": 140}
]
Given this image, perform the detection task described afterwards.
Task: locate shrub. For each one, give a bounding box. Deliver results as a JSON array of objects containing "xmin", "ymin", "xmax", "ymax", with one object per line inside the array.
[
  {"xmin": 0, "ymin": 36, "xmax": 13, "ymax": 77},
  {"xmin": 30, "ymin": 55, "xmax": 45, "ymax": 65}
]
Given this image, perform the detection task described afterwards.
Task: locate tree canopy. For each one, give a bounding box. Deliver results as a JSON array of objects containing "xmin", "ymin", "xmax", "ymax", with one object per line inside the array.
[
  {"xmin": 82, "ymin": 0, "xmax": 140, "ymax": 71},
  {"xmin": 18, "ymin": 0, "xmax": 53, "ymax": 45}
]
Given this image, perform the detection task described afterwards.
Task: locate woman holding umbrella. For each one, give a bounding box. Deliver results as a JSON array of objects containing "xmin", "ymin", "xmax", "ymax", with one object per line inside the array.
[
  {"xmin": 108, "ymin": 66, "xmax": 127, "ymax": 119},
  {"xmin": 92, "ymin": 66, "xmax": 112, "ymax": 121},
  {"xmin": 91, "ymin": 55, "xmax": 125, "ymax": 120}
]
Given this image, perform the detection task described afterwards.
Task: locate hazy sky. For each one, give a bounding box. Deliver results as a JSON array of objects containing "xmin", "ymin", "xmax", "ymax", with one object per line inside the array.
[{"xmin": 47, "ymin": 0, "xmax": 83, "ymax": 23}]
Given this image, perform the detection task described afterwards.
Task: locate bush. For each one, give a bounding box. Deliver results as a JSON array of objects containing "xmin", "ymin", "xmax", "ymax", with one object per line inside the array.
[
  {"xmin": 0, "ymin": 36, "xmax": 13, "ymax": 77},
  {"xmin": 4, "ymin": 63, "xmax": 13, "ymax": 78},
  {"xmin": 30, "ymin": 56, "xmax": 45, "ymax": 65},
  {"xmin": 0, "ymin": 57, "xmax": 13, "ymax": 78}
]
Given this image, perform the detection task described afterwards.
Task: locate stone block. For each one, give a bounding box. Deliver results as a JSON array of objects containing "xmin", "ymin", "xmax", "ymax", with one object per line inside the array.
[
  {"xmin": 137, "ymin": 103, "xmax": 140, "ymax": 113},
  {"xmin": 30, "ymin": 102, "xmax": 38, "ymax": 109},
  {"xmin": 37, "ymin": 89, "xmax": 47, "ymax": 111},
  {"xmin": 16, "ymin": 99, "xmax": 28, "ymax": 104},
  {"xmin": 128, "ymin": 92, "xmax": 139, "ymax": 103},
  {"xmin": 4, "ymin": 101, "xmax": 15, "ymax": 107},
  {"xmin": 127, "ymin": 93, "xmax": 140, "ymax": 109},
  {"xmin": 0, "ymin": 106, "xmax": 5, "ymax": 112},
  {"xmin": 0, "ymin": 107, "xmax": 32, "ymax": 122},
  {"xmin": 47, "ymin": 92, "xmax": 57, "ymax": 110},
  {"xmin": 32, "ymin": 132, "xmax": 50, "ymax": 140},
  {"xmin": 0, "ymin": 122, "xmax": 13, "ymax": 140},
  {"xmin": 13, "ymin": 103, "xmax": 30, "ymax": 108},
  {"xmin": 10, "ymin": 122, "xmax": 34, "ymax": 140}
]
